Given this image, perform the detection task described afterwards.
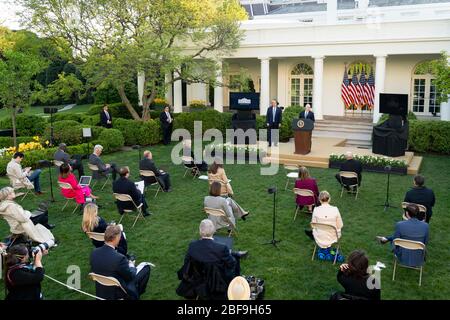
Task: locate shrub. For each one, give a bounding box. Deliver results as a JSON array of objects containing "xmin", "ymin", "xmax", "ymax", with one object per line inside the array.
[
  {"xmin": 378, "ymin": 111, "xmax": 417, "ymax": 125},
  {"xmin": 280, "ymin": 106, "xmax": 304, "ymax": 142},
  {"xmin": 150, "ymin": 98, "xmax": 169, "ymax": 111},
  {"xmin": 0, "ymin": 136, "xmax": 34, "ymax": 148},
  {"xmin": 189, "ymin": 100, "xmax": 208, "ymax": 109},
  {"xmin": 45, "ymin": 120, "xmax": 83, "ymax": 146},
  {"xmin": 408, "ymin": 120, "xmax": 450, "ymax": 154},
  {"xmin": 52, "ymin": 113, "xmax": 84, "ymax": 122},
  {"xmin": 113, "ymin": 118, "xmax": 142, "ymax": 146},
  {"xmin": 138, "ymin": 120, "xmax": 162, "ymax": 146},
  {"xmin": 87, "ymin": 103, "xmax": 143, "ymax": 119},
  {"xmin": 98, "ymin": 129, "xmax": 124, "ymax": 153},
  {"xmin": 81, "ymin": 114, "xmax": 101, "ymax": 126},
  {"xmin": 173, "ymin": 109, "xmax": 232, "ymax": 136},
  {"xmin": 0, "ymin": 114, "xmax": 47, "ymax": 136}
]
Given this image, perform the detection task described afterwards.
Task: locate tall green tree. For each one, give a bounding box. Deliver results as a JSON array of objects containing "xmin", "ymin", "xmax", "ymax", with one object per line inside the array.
[
  {"xmin": 0, "ymin": 28, "xmax": 48, "ymax": 147},
  {"xmin": 432, "ymin": 51, "xmax": 450, "ymax": 104},
  {"xmin": 20, "ymin": 0, "xmax": 247, "ymax": 120}
]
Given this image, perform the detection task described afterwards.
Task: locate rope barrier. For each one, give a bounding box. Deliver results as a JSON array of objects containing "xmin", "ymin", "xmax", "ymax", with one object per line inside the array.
[{"xmin": 44, "ymin": 274, "xmax": 105, "ymax": 300}]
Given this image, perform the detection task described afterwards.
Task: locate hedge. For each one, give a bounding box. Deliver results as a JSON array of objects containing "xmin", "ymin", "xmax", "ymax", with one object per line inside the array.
[
  {"xmin": 138, "ymin": 120, "xmax": 162, "ymax": 146},
  {"xmin": 408, "ymin": 120, "xmax": 450, "ymax": 154},
  {"xmin": 0, "ymin": 114, "xmax": 47, "ymax": 136},
  {"xmin": 173, "ymin": 109, "xmax": 233, "ymax": 136},
  {"xmin": 112, "ymin": 118, "xmax": 142, "ymax": 146},
  {"xmin": 0, "ymin": 137, "xmax": 34, "ymax": 148},
  {"xmin": 87, "ymin": 103, "xmax": 143, "ymax": 119},
  {"xmin": 44, "ymin": 120, "xmax": 84, "ymax": 146},
  {"xmin": 97, "ymin": 129, "xmax": 125, "ymax": 153}
]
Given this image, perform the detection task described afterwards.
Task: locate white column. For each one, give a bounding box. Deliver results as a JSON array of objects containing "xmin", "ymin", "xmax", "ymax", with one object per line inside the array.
[
  {"xmin": 373, "ymin": 54, "xmax": 387, "ymax": 124},
  {"xmin": 326, "ymin": 0, "xmax": 337, "ymax": 25},
  {"xmin": 440, "ymin": 56, "xmax": 450, "ymax": 121},
  {"xmin": 313, "ymin": 56, "xmax": 325, "ymax": 120},
  {"xmin": 259, "ymin": 57, "xmax": 271, "ymax": 116},
  {"xmin": 165, "ymin": 73, "xmax": 173, "ymax": 106},
  {"xmin": 214, "ymin": 61, "xmax": 224, "ymax": 112},
  {"xmin": 137, "ymin": 72, "xmax": 145, "ymax": 107},
  {"xmin": 173, "ymin": 71, "xmax": 183, "ymax": 113}
]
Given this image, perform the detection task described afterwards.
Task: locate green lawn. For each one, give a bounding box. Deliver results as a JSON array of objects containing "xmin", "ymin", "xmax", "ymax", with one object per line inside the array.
[
  {"xmin": 0, "ymin": 104, "xmax": 94, "ymax": 120},
  {"xmin": 0, "ymin": 145, "xmax": 449, "ymax": 300}
]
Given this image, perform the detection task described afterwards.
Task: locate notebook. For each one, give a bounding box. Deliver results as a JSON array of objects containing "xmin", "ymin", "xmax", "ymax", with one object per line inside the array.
[
  {"xmin": 135, "ymin": 181, "xmax": 145, "ymax": 194},
  {"xmin": 79, "ymin": 176, "xmax": 92, "ymax": 187}
]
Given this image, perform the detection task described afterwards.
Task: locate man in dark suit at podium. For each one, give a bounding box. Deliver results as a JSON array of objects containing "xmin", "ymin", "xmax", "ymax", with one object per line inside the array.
[
  {"xmin": 266, "ymin": 99, "xmax": 282, "ymax": 147},
  {"xmin": 299, "ymin": 104, "xmax": 315, "ymax": 122}
]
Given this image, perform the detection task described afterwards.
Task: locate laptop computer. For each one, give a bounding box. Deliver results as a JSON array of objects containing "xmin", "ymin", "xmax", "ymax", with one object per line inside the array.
[{"xmin": 79, "ymin": 176, "xmax": 92, "ymax": 187}]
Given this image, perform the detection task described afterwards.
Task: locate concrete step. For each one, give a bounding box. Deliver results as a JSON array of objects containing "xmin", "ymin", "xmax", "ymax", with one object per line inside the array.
[{"xmin": 264, "ymin": 157, "xmax": 329, "ymax": 168}]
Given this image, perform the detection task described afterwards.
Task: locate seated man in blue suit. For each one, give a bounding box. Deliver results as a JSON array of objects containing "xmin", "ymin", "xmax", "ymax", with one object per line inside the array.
[
  {"xmin": 299, "ymin": 104, "xmax": 315, "ymax": 122},
  {"xmin": 90, "ymin": 225, "xmax": 151, "ymax": 300},
  {"xmin": 266, "ymin": 99, "xmax": 282, "ymax": 147},
  {"xmin": 176, "ymin": 219, "xmax": 247, "ymax": 300},
  {"xmin": 376, "ymin": 203, "xmax": 429, "ymax": 267},
  {"xmin": 112, "ymin": 166, "xmax": 151, "ymax": 217},
  {"xmin": 404, "ymin": 174, "xmax": 435, "ymax": 223}
]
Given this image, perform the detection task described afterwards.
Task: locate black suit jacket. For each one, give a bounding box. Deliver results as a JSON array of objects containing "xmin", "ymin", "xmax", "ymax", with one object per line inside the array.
[
  {"xmin": 159, "ymin": 111, "xmax": 173, "ymax": 128},
  {"xmin": 90, "ymin": 245, "xmax": 138, "ymax": 300},
  {"xmin": 100, "ymin": 110, "xmax": 112, "ymax": 128},
  {"xmin": 184, "ymin": 239, "xmax": 236, "ymax": 280},
  {"xmin": 112, "ymin": 177, "xmax": 143, "ymax": 213},
  {"xmin": 139, "ymin": 158, "xmax": 160, "ymax": 185},
  {"xmin": 404, "ymin": 186, "xmax": 436, "ymax": 218},
  {"xmin": 299, "ymin": 110, "xmax": 315, "ymax": 122},
  {"xmin": 339, "ymin": 159, "xmax": 363, "ymax": 182}
]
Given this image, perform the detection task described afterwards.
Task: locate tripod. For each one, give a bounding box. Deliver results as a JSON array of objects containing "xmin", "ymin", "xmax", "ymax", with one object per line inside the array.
[
  {"xmin": 263, "ymin": 187, "xmax": 281, "ymax": 248},
  {"xmin": 380, "ymin": 166, "xmax": 396, "ymax": 211},
  {"xmin": 38, "ymin": 160, "xmax": 55, "ymax": 202}
]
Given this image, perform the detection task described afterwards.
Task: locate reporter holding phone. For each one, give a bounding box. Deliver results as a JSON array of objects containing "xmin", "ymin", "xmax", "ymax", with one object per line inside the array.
[
  {"xmin": 6, "ymin": 152, "xmax": 43, "ymax": 195},
  {"xmin": 4, "ymin": 244, "xmax": 47, "ymax": 300}
]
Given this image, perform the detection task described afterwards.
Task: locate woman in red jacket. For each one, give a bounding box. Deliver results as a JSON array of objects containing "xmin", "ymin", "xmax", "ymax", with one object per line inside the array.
[
  {"xmin": 58, "ymin": 163, "xmax": 97, "ymax": 204},
  {"xmin": 294, "ymin": 166, "xmax": 319, "ymax": 213}
]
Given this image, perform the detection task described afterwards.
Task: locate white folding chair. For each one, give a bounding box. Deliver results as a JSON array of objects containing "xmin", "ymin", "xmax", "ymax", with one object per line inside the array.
[
  {"xmin": 392, "ymin": 238, "xmax": 426, "ymax": 286},
  {"xmin": 284, "ymin": 165, "xmax": 299, "ymax": 191},
  {"xmin": 310, "ymin": 222, "xmax": 341, "ymax": 265},
  {"xmin": 86, "ymin": 231, "xmax": 105, "ymax": 242},
  {"xmin": 292, "ymin": 188, "xmax": 316, "ymax": 221},
  {"xmin": 139, "ymin": 170, "xmax": 162, "ymax": 198},
  {"xmin": 7, "ymin": 174, "xmax": 34, "ymax": 202},
  {"xmin": 339, "ymin": 171, "xmax": 360, "ymax": 199},
  {"xmin": 88, "ymin": 272, "xmax": 127, "ymax": 300},
  {"xmin": 57, "ymin": 181, "xmax": 80, "ymax": 214},
  {"xmin": 88, "ymin": 163, "xmax": 110, "ymax": 190},
  {"xmin": 204, "ymin": 207, "xmax": 238, "ymax": 237},
  {"xmin": 113, "ymin": 193, "xmax": 144, "ymax": 228}
]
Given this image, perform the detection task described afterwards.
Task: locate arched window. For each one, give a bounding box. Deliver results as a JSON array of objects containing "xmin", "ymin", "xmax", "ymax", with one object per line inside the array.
[
  {"xmin": 289, "ymin": 63, "xmax": 313, "ymax": 107},
  {"xmin": 411, "ymin": 61, "xmax": 438, "ymax": 115}
]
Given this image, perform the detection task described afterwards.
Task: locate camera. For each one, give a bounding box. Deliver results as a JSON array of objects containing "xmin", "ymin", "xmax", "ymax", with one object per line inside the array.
[
  {"xmin": 244, "ymin": 275, "xmax": 265, "ymax": 300},
  {"xmin": 32, "ymin": 240, "xmax": 55, "ymax": 255}
]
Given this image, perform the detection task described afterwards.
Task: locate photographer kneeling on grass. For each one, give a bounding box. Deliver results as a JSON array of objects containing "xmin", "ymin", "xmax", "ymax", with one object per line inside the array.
[{"xmin": 4, "ymin": 244, "xmax": 48, "ymax": 300}]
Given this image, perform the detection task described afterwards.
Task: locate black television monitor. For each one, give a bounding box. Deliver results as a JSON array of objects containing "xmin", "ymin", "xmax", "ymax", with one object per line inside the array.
[
  {"xmin": 229, "ymin": 92, "xmax": 260, "ymax": 110},
  {"xmin": 379, "ymin": 93, "xmax": 408, "ymax": 116}
]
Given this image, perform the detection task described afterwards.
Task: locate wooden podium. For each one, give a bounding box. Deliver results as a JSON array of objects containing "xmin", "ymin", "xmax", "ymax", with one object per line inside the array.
[{"xmin": 291, "ymin": 118, "xmax": 314, "ymax": 155}]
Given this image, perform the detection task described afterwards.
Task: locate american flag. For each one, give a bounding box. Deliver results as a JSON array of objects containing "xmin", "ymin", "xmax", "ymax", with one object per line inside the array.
[
  {"xmin": 348, "ymin": 72, "xmax": 360, "ymax": 108},
  {"xmin": 367, "ymin": 70, "xmax": 376, "ymax": 109},
  {"xmin": 341, "ymin": 67, "xmax": 352, "ymax": 108},
  {"xmin": 359, "ymin": 68, "xmax": 369, "ymax": 107}
]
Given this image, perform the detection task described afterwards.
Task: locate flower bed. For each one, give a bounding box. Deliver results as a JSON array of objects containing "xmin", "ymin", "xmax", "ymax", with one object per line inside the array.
[
  {"xmin": 329, "ymin": 153, "xmax": 408, "ymax": 175},
  {"xmin": 204, "ymin": 143, "xmax": 266, "ymax": 162}
]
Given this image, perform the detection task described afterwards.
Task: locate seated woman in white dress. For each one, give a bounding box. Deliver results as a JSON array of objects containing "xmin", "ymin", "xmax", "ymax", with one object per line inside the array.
[
  {"xmin": 204, "ymin": 181, "xmax": 249, "ymax": 231},
  {"xmin": 0, "ymin": 187, "xmax": 54, "ymax": 244}
]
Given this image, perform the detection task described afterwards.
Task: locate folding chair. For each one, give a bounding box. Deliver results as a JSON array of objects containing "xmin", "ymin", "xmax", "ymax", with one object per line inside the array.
[
  {"xmin": 284, "ymin": 165, "xmax": 299, "ymax": 191},
  {"xmin": 88, "ymin": 163, "xmax": 110, "ymax": 190},
  {"xmin": 88, "ymin": 272, "xmax": 128, "ymax": 300},
  {"xmin": 57, "ymin": 181, "xmax": 81, "ymax": 214},
  {"xmin": 113, "ymin": 193, "xmax": 144, "ymax": 228},
  {"xmin": 182, "ymin": 156, "xmax": 199, "ymax": 179},
  {"xmin": 53, "ymin": 160, "xmax": 64, "ymax": 167},
  {"xmin": 292, "ymin": 188, "xmax": 315, "ymax": 221},
  {"xmin": 338, "ymin": 171, "xmax": 359, "ymax": 199},
  {"xmin": 392, "ymin": 238, "xmax": 426, "ymax": 286},
  {"xmin": 401, "ymin": 202, "xmax": 427, "ymax": 222},
  {"xmin": 139, "ymin": 170, "xmax": 162, "ymax": 198},
  {"xmin": 7, "ymin": 174, "xmax": 34, "ymax": 202},
  {"xmin": 86, "ymin": 231, "xmax": 105, "ymax": 242},
  {"xmin": 310, "ymin": 222, "xmax": 341, "ymax": 265},
  {"xmin": 204, "ymin": 207, "xmax": 238, "ymax": 238}
]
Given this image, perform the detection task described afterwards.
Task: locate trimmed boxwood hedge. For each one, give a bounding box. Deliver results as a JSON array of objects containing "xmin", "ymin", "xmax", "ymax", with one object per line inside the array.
[
  {"xmin": 0, "ymin": 114, "xmax": 47, "ymax": 136},
  {"xmin": 97, "ymin": 129, "xmax": 125, "ymax": 153},
  {"xmin": 408, "ymin": 120, "xmax": 450, "ymax": 154},
  {"xmin": 0, "ymin": 137, "xmax": 35, "ymax": 148}
]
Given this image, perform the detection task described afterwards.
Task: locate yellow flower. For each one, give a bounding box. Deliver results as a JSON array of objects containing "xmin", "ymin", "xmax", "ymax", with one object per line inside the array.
[{"xmin": 45, "ymin": 140, "xmax": 49, "ymax": 145}]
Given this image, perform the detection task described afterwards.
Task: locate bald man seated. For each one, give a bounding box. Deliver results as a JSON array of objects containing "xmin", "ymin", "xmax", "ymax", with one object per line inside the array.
[
  {"xmin": 139, "ymin": 150, "xmax": 172, "ymax": 192},
  {"xmin": 334, "ymin": 151, "xmax": 363, "ymax": 190}
]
